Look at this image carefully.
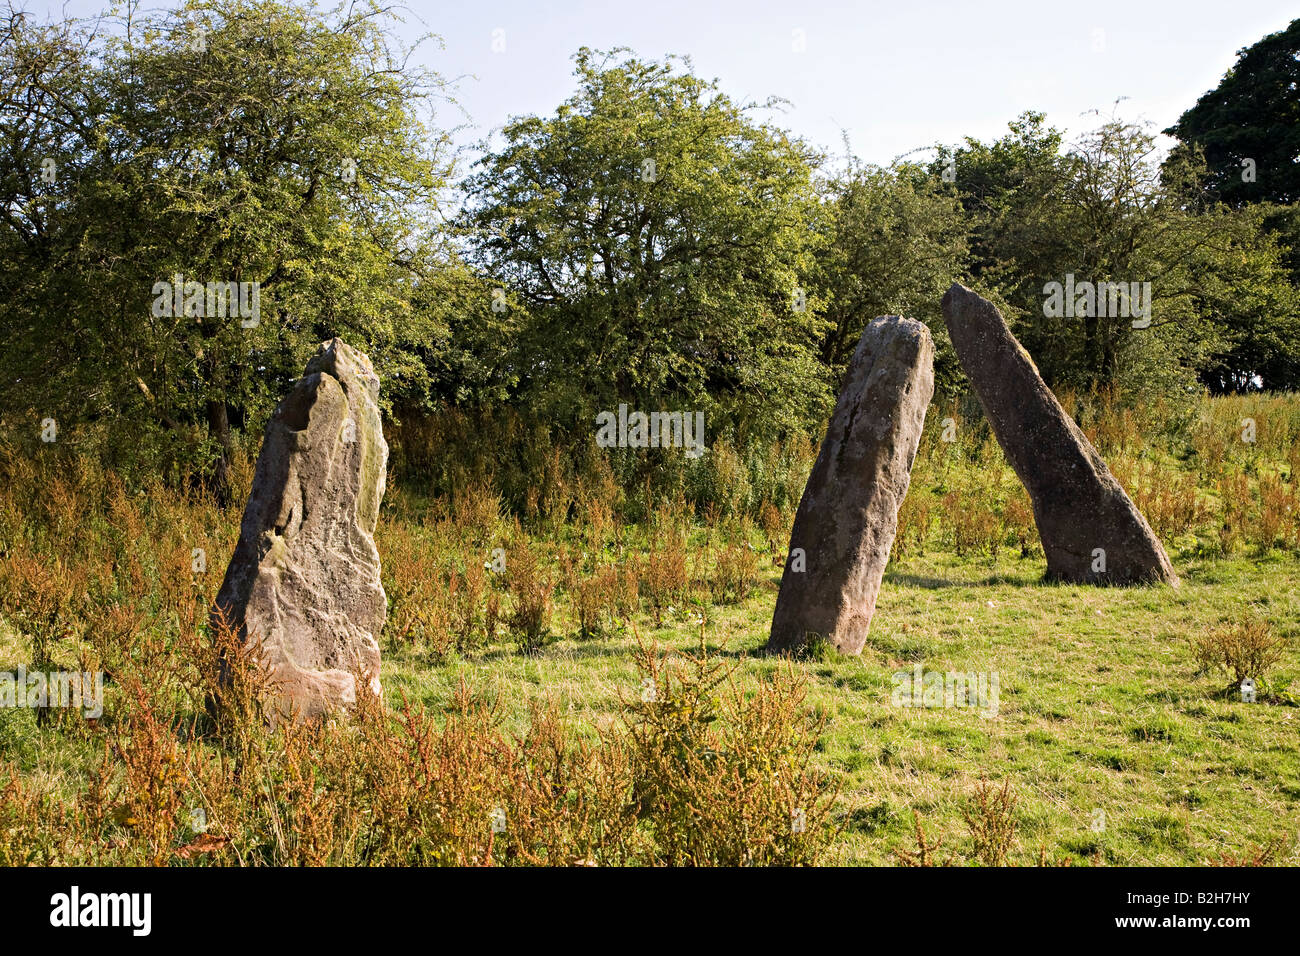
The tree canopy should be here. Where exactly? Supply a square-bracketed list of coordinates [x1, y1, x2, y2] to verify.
[462, 48, 830, 443]
[0, 0, 473, 490]
[1165, 18, 1300, 208]
[1, 3, 1296, 491]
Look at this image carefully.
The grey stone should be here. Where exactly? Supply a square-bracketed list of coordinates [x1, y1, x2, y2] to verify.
[941, 282, 1177, 585]
[768, 316, 935, 655]
[213, 338, 388, 721]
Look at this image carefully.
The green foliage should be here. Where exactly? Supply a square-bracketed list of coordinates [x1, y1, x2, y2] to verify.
[462, 47, 831, 443]
[623, 634, 838, 865]
[1165, 18, 1300, 207]
[1, 394, 1298, 865]
[813, 161, 968, 394]
[0, 0, 470, 487]
[4, 6, 1298, 482]
[934, 110, 1300, 396]
[1190, 615, 1287, 691]
[1162, 19, 1300, 390]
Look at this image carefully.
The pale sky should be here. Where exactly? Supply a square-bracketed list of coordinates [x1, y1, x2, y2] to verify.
[39, 0, 1300, 172]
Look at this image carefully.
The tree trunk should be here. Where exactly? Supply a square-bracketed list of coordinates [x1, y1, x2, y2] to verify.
[207, 397, 233, 506]
[1084, 313, 1101, 389]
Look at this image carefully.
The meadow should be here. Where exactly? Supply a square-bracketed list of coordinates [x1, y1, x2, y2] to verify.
[1, 390, 1297, 865]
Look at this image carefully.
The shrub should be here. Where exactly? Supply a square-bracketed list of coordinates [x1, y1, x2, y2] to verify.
[621, 632, 839, 865]
[893, 488, 934, 558]
[451, 560, 489, 651]
[963, 777, 1018, 866]
[709, 543, 759, 604]
[1255, 474, 1295, 551]
[1003, 489, 1037, 556]
[1216, 473, 1250, 555]
[506, 545, 555, 655]
[571, 571, 610, 640]
[944, 489, 1003, 557]
[1190, 615, 1287, 693]
[640, 533, 689, 624]
[894, 811, 953, 867]
[757, 500, 786, 554]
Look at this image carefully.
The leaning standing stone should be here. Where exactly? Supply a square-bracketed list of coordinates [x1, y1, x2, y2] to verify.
[941, 282, 1177, 585]
[213, 338, 389, 722]
[768, 316, 935, 656]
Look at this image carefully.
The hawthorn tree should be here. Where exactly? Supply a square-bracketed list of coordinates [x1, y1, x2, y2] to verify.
[935, 112, 1299, 395]
[0, 0, 469, 492]
[812, 160, 968, 394]
[462, 48, 830, 444]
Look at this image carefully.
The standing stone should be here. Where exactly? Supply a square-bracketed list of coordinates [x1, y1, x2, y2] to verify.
[213, 338, 389, 722]
[768, 316, 935, 656]
[941, 282, 1177, 585]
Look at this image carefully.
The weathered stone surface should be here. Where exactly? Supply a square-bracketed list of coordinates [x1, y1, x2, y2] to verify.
[768, 316, 935, 655]
[213, 338, 388, 721]
[941, 282, 1177, 585]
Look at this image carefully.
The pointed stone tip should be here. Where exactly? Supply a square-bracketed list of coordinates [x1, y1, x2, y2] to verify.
[307, 338, 342, 368]
[309, 338, 371, 372]
[312, 337, 349, 365]
[942, 282, 997, 326]
[942, 281, 973, 305]
[863, 315, 934, 354]
[871, 314, 929, 333]
[304, 338, 381, 404]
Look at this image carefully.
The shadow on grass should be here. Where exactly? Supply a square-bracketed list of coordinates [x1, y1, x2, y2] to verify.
[464, 640, 635, 664]
[884, 571, 1043, 589]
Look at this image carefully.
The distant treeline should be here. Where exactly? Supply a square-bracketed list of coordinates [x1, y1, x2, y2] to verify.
[1, 1, 1296, 494]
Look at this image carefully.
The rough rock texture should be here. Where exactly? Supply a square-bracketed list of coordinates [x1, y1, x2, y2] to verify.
[941, 282, 1177, 585]
[213, 339, 388, 721]
[768, 316, 935, 656]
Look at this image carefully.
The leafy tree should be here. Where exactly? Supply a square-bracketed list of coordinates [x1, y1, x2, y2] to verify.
[461, 48, 830, 444]
[0, 0, 465, 493]
[1163, 18, 1300, 390]
[934, 111, 1072, 292]
[935, 111, 1299, 395]
[812, 159, 968, 394]
[1164, 18, 1300, 207]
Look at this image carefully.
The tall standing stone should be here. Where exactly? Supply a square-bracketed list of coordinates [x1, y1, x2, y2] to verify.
[768, 316, 935, 656]
[941, 282, 1177, 585]
[213, 338, 389, 722]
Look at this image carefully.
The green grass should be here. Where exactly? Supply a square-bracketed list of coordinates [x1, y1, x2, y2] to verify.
[2, 389, 1298, 864]
[380, 545, 1300, 865]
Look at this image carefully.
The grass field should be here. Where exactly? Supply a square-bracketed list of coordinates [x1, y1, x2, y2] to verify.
[380, 547, 1300, 865]
[1, 391, 1298, 865]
